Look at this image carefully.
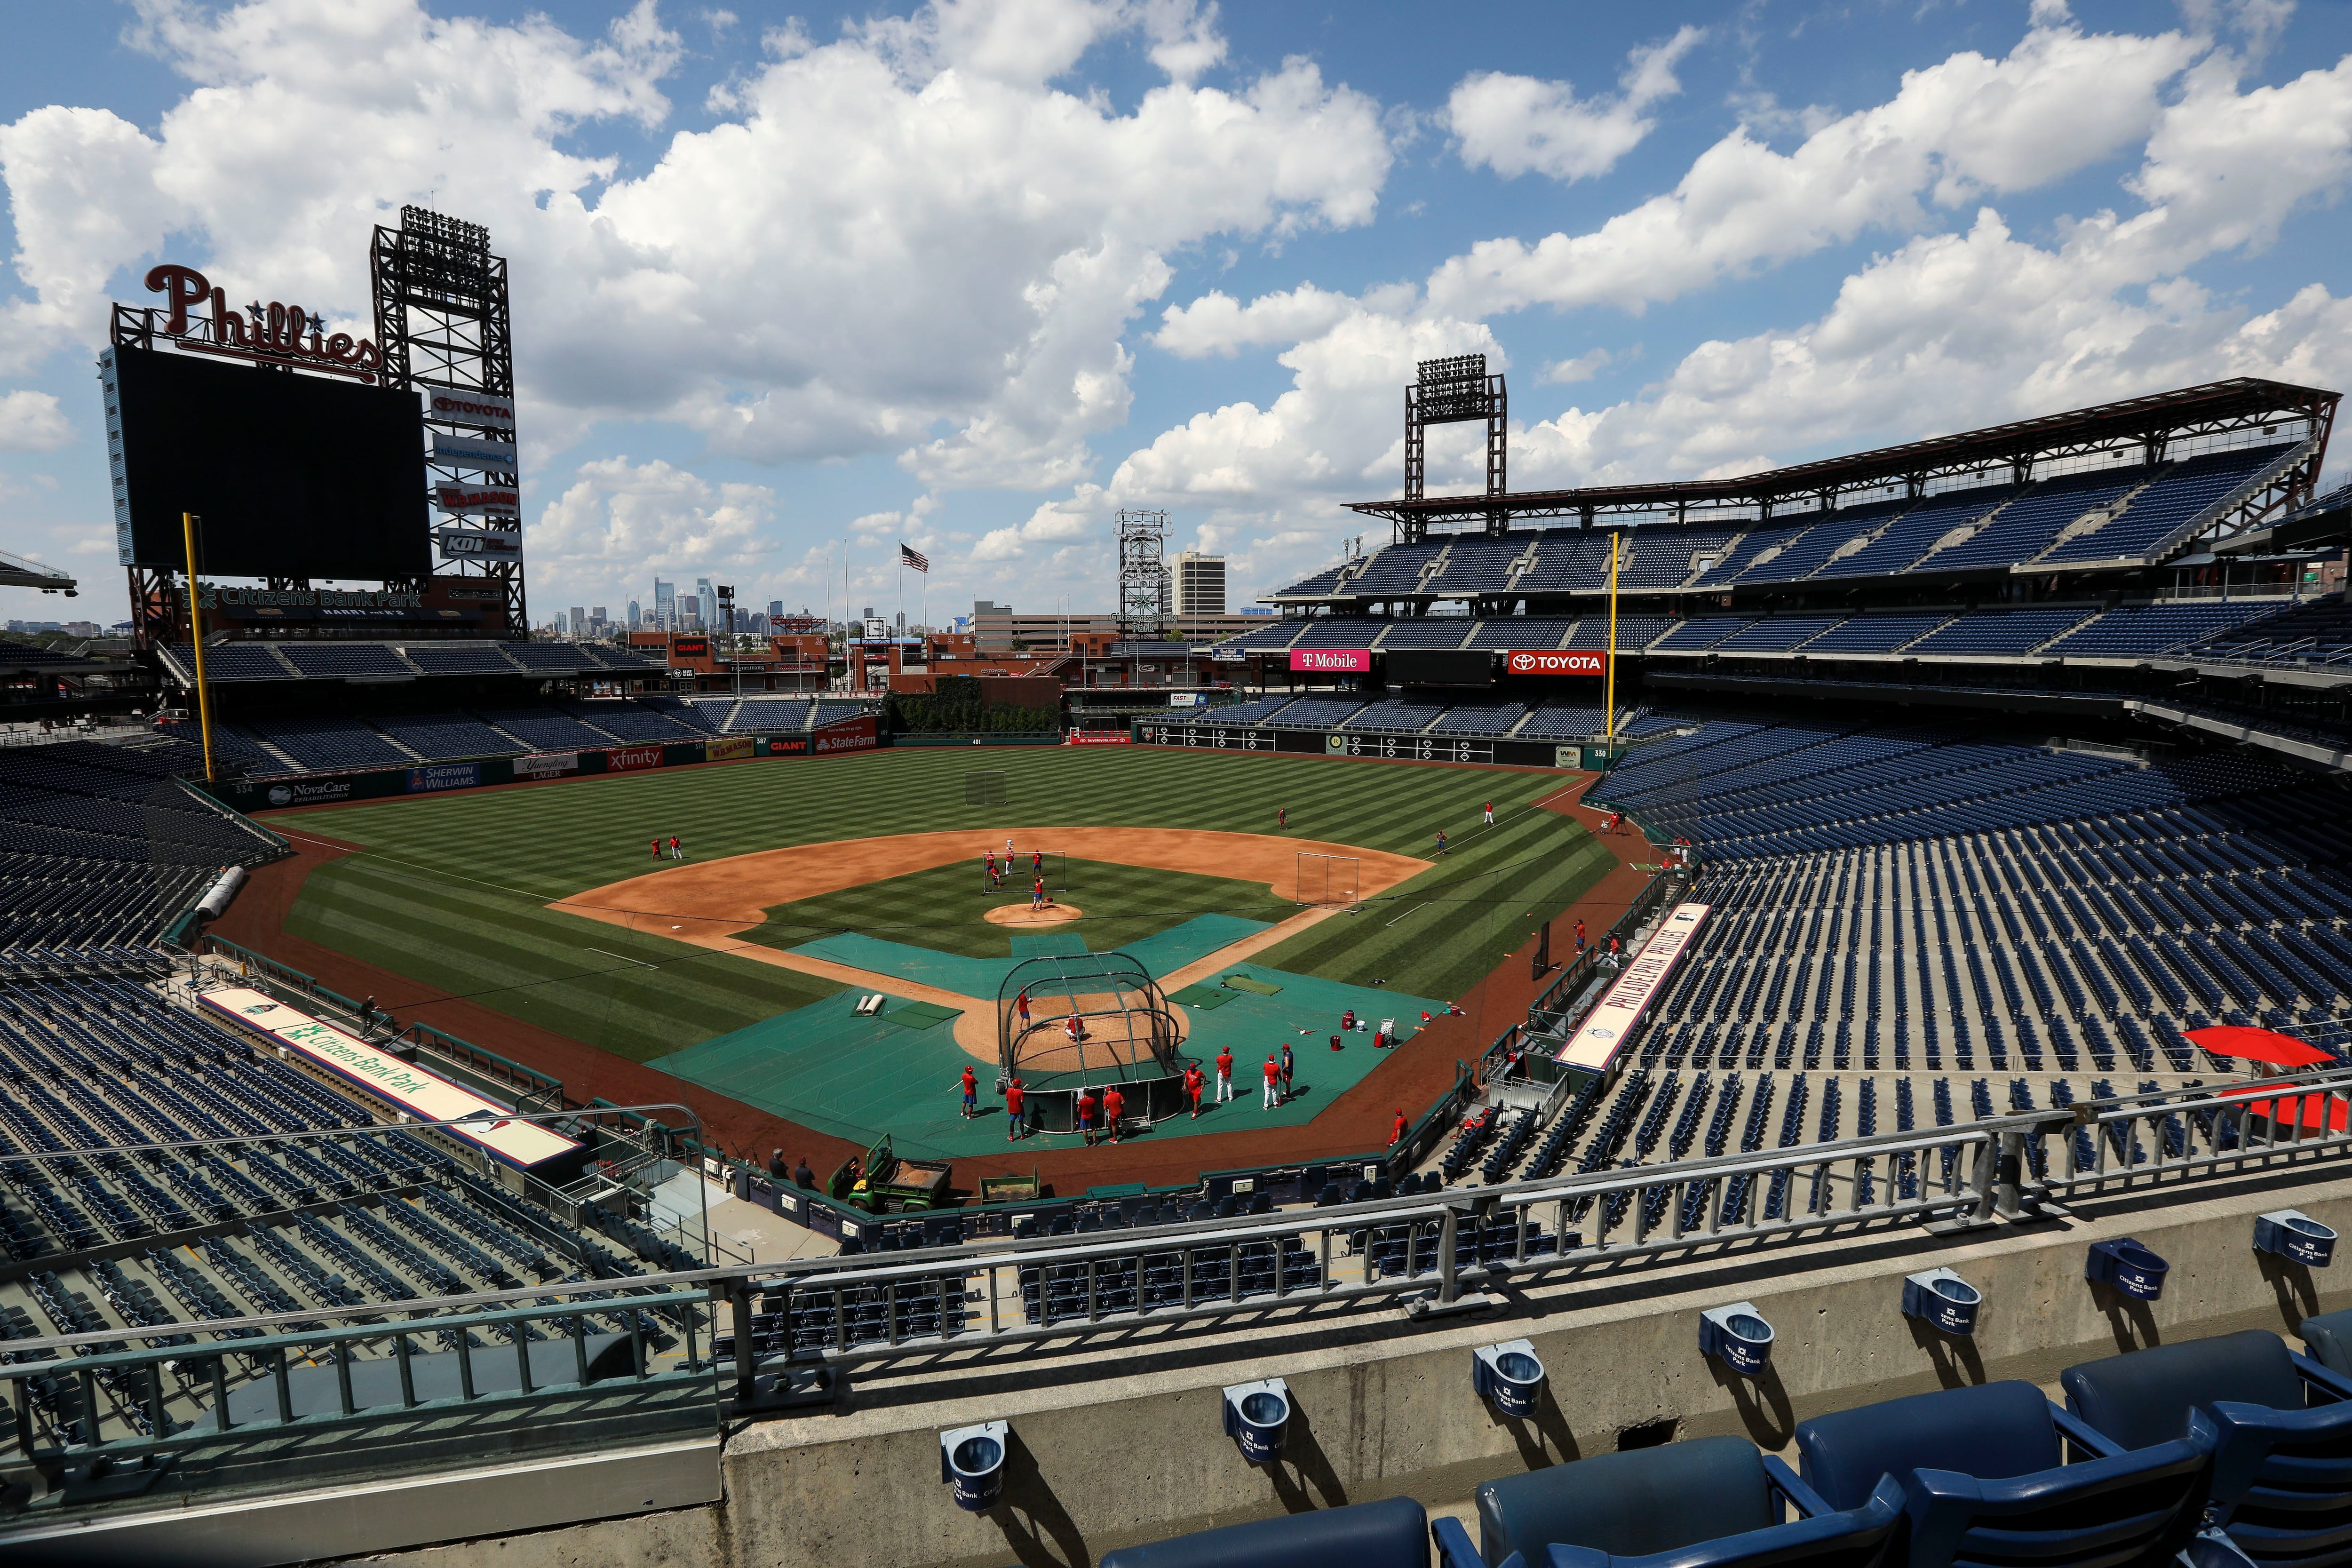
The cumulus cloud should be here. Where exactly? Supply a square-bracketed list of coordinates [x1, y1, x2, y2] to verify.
[0, 390, 71, 452]
[0, 0, 1393, 501]
[1425, 15, 2200, 317]
[529, 456, 777, 607]
[1446, 26, 1702, 184]
[1089, 10, 2352, 598]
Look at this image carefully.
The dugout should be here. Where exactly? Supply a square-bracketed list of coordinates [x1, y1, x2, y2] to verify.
[996, 951, 1189, 1133]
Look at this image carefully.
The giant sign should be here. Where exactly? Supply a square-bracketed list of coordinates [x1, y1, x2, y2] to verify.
[1557, 903, 1711, 1075]
[1290, 648, 1370, 673]
[201, 986, 579, 1172]
[1508, 650, 1607, 676]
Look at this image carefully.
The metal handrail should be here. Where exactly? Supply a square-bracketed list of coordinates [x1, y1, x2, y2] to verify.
[0, 1074, 2343, 1426]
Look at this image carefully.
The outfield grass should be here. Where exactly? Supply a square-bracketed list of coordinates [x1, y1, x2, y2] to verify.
[279, 746, 1611, 1062]
[745, 857, 1297, 961]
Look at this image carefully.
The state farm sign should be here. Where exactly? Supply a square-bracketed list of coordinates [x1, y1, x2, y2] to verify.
[1290, 648, 1370, 673]
[1507, 651, 1606, 676]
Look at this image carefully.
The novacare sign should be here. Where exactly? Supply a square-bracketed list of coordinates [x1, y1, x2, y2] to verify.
[200, 987, 578, 1171]
[1557, 903, 1711, 1074]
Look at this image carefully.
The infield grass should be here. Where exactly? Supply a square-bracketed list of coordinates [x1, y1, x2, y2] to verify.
[278, 745, 1614, 1063]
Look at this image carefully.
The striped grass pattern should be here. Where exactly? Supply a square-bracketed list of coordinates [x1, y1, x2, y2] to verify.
[280, 747, 1608, 1062]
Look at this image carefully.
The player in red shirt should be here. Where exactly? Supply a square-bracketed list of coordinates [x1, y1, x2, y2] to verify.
[1391, 1107, 1408, 1145]
[1103, 1085, 1125, 1143]
[1076, 1087, 1099, 1146]
[1262, 1055, 1281, 1108]
[1483, 800, 1494, 826]
[1033, 876, 1047, 910]
[1575, 918, 1587, 954]
[1016, 988, 1031, 1028]
[650, 837, 661, 860]
[669, 836, 683, 860]
[1215, 1046, 1234, 1101]
[958, 1066, 977, 1118]
[1184, 1063, 1205, 1118]
[1277, 805, 1287, 828]
[1004, 1078, 1025, 1141]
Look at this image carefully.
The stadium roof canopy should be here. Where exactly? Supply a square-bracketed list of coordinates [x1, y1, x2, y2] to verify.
[1348, 378, 2338, 538]
[0, 546, 74, 593]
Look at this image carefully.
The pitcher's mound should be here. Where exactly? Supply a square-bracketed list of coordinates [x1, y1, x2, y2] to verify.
[985, 901, 1083, 927]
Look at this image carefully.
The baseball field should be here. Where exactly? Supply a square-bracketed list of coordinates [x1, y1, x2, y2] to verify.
[246, 744, 1623, 1167]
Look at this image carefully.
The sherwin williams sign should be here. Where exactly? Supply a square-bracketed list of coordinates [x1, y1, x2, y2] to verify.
[201, 986, 579, 1171]
[1290, 648, 1369, 672]
[1508, 651, 1606, 675]
[406, 762, 480, 793]
[1557, 903, 1710, 1074]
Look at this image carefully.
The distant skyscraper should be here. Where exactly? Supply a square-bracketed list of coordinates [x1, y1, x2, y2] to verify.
[697, 578, 717, 631]
[628, 600, 642, 627]
[591, 605, 606, 624]
[768, 599, 783, 621]
[1172, 552, 1226, 616]
[568, 606, 586, 637]
[653, 580, 675, 629]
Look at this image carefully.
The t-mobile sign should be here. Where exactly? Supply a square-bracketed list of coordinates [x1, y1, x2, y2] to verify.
[1507, 650, 1606, 676]
[1290, 648, 1371, 672]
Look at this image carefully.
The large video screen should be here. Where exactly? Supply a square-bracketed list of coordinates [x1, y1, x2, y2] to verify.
[106, 345, 430, 579]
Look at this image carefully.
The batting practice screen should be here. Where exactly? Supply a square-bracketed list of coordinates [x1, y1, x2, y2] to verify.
[104, 344, 432, 578]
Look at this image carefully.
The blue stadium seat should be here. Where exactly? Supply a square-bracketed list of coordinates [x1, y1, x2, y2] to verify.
[1795, 1380, 2215, 1568]
[1103, 1496, 1428, 1568]
[2065, 1331, 2352, 1568]
[1462, 1435, 1880, 1568]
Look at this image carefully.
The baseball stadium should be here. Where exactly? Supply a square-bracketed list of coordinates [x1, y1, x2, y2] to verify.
[4, 205, 2352, 1568]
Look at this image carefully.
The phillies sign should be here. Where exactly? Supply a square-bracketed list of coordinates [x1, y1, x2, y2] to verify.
[144, 264, 384, 382]
[1290, 648, 1371, 673]
[1508, 650, 1607, 676]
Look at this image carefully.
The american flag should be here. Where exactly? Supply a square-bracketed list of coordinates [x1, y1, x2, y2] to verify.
[900, 543, 930, 573]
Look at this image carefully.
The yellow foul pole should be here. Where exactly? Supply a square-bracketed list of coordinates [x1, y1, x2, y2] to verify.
[181, 511, 215, 783]
[1605, 532, 1619, 744]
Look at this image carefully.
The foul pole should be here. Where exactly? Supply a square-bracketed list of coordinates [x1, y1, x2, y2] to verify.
[1605, 532, 1619, 744]
[181, 512, 215, 782]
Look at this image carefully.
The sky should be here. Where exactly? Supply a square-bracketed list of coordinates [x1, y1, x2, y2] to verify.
[0, 0, 2349, 629]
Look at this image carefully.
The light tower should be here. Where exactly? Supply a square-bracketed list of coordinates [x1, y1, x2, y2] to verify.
[371, 206, 524, 632]
[1403, 353, 1508, 541]
[1116, 509, 1170, 642]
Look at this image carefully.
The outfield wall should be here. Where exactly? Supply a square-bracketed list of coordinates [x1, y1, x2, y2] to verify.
[1134, 721, 1620, 770]
[197, 724, 866, 813]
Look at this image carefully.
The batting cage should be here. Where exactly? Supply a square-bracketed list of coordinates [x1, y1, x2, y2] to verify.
[996, 951, 1188, 1134]
[1293, 851, 1360, 909]
[964, 771, 1008, 806]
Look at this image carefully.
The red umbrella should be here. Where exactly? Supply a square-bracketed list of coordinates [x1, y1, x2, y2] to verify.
[2183, 1025, 2336, 1068]
[2215, 1084, 2350, 1132]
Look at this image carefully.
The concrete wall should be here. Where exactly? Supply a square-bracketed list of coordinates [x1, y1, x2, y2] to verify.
[355, 1159, 2352, 1568]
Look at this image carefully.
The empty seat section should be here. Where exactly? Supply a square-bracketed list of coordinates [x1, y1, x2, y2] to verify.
[729, 699, 811, 731]
[478, 708, 613, 750]
[1374, 620, 1475, 649]
[398, 644, 518, 674]
[2038, 444, 2295, 565]
[1907, 608, 2094, 656]
[1467, 617, 1577, 649]
[1919, 470, 2141, 571]
[244, 718, 409, 772]
[278, 644, 414, 678]
[373, 712, 524, 760]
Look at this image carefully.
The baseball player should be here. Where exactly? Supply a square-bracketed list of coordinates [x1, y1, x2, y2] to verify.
[1434, 829, 1448, 858]
[1575, 918, 1587, 954]
[1391, 1107, 1408, 1145]
[1016, 988, 1032, 1029]
[1262, 1055, 1281, 1109]
[1483, 800, 1494, 825]
[1077, 1087, 1099, 1146]
[1277, 806, 1287, 828]
[1032, 849, 1043, 876]
[983, 850, 997, 887]
[650, 837, 661, 860]
[958, 1066, 978, 1118]
[669, 835, 684, 860]
[1005, 1078, 1025, 1141]
[1216, 1046, 1235, 1101]
[1184, 1063, 1205, 1118]
[1279, 1041, 1295, 1098]
[1102, 1085, 1126, 1143]
[1033, 876, 1048, 911]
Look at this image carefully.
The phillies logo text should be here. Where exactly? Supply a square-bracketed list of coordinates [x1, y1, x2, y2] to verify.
[144, 264, 384, 382]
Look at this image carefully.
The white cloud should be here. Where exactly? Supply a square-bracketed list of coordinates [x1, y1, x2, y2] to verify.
[0, 390, 71, 451]
[1447, 26, 1702, 184]
[0, 0, 1393, 499]
[529, 456, 776, 607]
[1425, 16, 2201, 317]
[1153, 282, 1366, 358]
